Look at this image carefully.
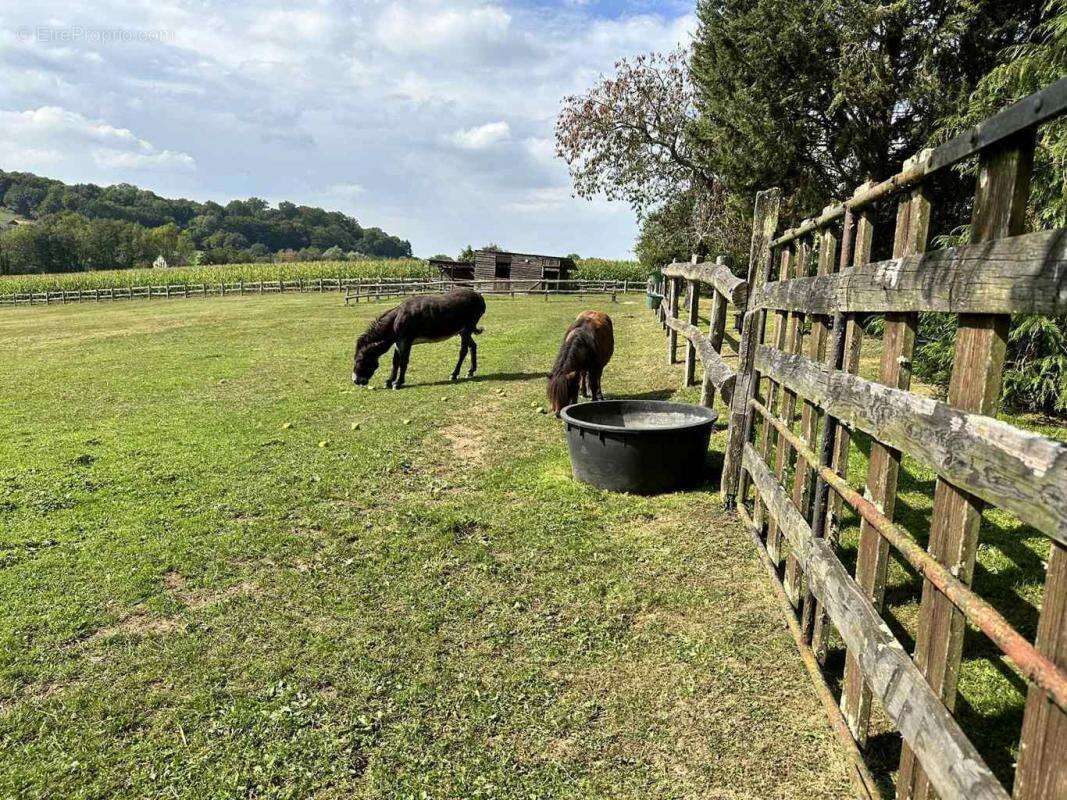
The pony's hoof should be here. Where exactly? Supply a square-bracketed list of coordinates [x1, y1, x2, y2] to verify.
[450, 374, 459, 382]
[467, 370, 476, 378]
[392, 383, 403, 391]
[384, 380, 393, 389]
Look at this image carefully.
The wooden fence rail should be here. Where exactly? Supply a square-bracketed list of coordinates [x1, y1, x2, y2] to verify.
[344, 278, 635, 304]
[0, 276, 641, 309]
[659, 255, 747, 408]
[647, 77, 1067, 800]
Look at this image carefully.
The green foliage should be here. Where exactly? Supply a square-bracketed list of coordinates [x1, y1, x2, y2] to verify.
[571, 257, 646, 281]
[0, 259, 431, 296]
[0, 169, 413, 268]
[690, 0, 1044, 226]
[907, 1, 1067, 415]
[634, 194, 694, 268]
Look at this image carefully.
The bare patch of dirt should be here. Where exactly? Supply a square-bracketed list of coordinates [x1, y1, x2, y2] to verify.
[440, 423, 487, 466]
[90, 611, 185, 641]
[84, 575, 257, 643]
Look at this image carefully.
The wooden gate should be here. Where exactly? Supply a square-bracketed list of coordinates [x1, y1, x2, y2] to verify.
[656, 78, 1067, 800]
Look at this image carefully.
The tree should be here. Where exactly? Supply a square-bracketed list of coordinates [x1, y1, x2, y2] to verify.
[556, 50, 712, 216]
[555, 50, 728, 262]
[3, 184, 46, 216]
[915, 0, 1067, 414]
[634, 194, 694, 269]
[690, 0, 1044, 222]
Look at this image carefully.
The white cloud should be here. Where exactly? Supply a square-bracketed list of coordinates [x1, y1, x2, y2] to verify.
[324, 182, 366, 198]
[0, 0, 695, 257]
[449, 121, 511, 150]
[376, 3, 513, 54]
[0, 106, 195, 174]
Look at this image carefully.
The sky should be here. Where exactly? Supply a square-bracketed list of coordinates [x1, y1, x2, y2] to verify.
[0, 1, 696, 259]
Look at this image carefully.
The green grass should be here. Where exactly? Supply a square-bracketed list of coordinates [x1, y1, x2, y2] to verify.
[0, 259, 432, 296]
[0, 295, 852, 799]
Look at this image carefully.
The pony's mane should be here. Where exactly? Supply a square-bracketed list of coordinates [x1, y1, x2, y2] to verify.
[356, 307, 398, 350]
[547, 328, 593, 411]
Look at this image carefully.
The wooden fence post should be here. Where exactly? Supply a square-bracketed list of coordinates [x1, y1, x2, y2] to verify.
[684, 278, 700, 387]
[766, 239, 808, 579]
[666, 275, 680, 364]
[897, 134, 1035, 800]
[840, 164, 932, 745]
[721, 187, 781, 507]
[1015, 545, 1067, 800]
[810, 187, 870, 665]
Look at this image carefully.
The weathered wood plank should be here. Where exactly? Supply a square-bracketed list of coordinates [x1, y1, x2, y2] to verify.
[763, 244, 799, 566]
[742, 443, 1010, 800]
[898, 134, 1035, 800]
[663, 258, 748, 307]
[812, 201, 874, 662]
[842, 176, 931, 745]
[722, 187, 781, 505]
[684, 280, 700, 387]
[666, 276, 680, 363]
[758, 228, 1067, 316]
[787, 218, 837, 622]
[754, 345, 1067, 546]
[702, 277, 729, 408]
[1014, 541, 1067, 800]
[773, 238, 811, 604]
[664, 316, 737, 399]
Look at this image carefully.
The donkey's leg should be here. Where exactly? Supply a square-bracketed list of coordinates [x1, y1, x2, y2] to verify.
[451, 335, 470, 382]
[385, 345, 402, 388]
[394, 339, 413, 389]
[466, 334, 477, 377]
[579, 373, 590, 398]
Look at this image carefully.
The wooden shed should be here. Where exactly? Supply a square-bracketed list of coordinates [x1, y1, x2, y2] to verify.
[473, 250, 574, 282]
[429, 258, 475, 281]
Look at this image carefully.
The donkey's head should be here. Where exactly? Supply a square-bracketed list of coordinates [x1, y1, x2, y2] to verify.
[352, 342, 381, 385]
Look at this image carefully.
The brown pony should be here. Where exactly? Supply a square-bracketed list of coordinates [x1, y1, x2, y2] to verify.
[547, 311, 614, 413]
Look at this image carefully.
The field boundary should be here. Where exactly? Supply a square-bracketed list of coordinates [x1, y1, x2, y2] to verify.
[0, 276, 643, 308]
[654, 77, 1067, 800]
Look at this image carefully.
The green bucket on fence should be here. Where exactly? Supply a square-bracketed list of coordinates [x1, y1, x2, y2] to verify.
[646, 292, 663, 310]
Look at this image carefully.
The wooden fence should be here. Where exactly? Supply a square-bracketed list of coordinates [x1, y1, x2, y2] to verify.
[0, 276, 640, 308]
[654, 77, 1067, 800]
[659, 255, 750, 408]
[344, 278, 635, 304]
[0, 276, 399, 307]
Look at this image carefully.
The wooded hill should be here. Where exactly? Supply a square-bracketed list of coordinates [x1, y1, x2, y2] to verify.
[0, 170, 412, 273]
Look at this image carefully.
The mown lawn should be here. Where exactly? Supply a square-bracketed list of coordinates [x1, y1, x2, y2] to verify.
[0, 295, 852, 799]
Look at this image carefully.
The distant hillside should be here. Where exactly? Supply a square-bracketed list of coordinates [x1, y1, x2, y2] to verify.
[0, 170, 412, 274]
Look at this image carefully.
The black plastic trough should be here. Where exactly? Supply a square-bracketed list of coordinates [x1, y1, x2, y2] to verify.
[560, 400, 718, 494]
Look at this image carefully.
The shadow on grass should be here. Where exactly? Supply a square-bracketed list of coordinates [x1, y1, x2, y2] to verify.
[412, 371, 546, 388]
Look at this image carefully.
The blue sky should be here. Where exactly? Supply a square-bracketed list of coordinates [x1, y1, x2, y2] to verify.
[0, 1, 695, 258]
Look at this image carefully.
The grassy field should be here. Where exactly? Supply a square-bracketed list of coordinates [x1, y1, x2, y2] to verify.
[0, 295, 852, 799]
